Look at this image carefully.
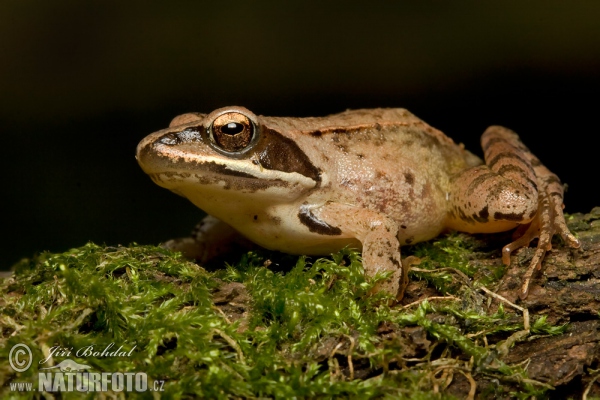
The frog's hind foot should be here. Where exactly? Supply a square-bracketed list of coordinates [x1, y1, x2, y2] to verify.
[163, 215, 255, 264]
[502, 190, 580, 299]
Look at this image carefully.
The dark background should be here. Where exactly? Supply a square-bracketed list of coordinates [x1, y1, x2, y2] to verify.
[1, 1, 598, 270]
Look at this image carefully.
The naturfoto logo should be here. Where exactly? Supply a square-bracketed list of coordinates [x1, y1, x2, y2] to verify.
[8, 343, 165, 394]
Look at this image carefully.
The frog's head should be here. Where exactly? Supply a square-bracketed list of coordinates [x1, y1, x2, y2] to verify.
[136, 106, 321, 212]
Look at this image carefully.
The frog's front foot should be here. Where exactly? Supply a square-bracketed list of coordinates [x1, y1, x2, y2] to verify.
[315, 202, 408, 301]
[502, 189, 580, 299]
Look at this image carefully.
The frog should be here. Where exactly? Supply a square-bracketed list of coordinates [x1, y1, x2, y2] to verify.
[136, 106, 580, 300]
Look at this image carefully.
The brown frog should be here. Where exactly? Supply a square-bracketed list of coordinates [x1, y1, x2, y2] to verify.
[136, 106, 580, 300]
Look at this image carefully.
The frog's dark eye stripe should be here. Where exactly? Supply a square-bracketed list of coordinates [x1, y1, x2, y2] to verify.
[210, 112, 256, 153]
[256, 127, 322, 183]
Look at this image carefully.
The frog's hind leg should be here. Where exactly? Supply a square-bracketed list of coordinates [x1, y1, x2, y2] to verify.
[447, 126, 541, 235]
[448, 126, 580, 299]
[484, 126, 580, 298]
[501, 158, 580, 299]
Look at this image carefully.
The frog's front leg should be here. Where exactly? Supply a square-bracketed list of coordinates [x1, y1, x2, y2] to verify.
[447, 126, 580, 298]
[312, 202, 408, 300]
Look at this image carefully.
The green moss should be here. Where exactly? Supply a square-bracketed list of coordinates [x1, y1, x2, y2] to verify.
[1, 240, 565, 398]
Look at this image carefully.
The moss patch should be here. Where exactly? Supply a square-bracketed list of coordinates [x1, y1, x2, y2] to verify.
[2, 232, 579, 399]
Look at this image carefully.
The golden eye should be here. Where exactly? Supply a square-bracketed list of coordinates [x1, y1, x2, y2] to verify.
[210, 112, 255, 152]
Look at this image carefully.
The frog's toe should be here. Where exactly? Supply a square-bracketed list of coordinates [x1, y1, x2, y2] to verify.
[503, 188, 580, 299]
[551, 202, 581, 249]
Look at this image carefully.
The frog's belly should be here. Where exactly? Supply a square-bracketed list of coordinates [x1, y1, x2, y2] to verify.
[230, 207, 444, 255]
[235, 218, 363, 255]
[194, 199, 360, 254]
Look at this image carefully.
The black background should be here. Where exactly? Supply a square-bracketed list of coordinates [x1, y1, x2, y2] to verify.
[1, 1, 598, 269]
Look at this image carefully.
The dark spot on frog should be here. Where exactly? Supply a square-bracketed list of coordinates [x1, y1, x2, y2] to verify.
[401, 225, 407, 229]
[400, 200, 410, 212]
[494, 211, 524, 221]
[271, 216, 282, 225]
[253, 215, 258, 221]
[310, 130, 323, 137]
[374, 123, 382, 131]
[388, 256, 400, 267]
[357, 153, 364, 159]
[405, 236, 414, 245]
[472, 205, 489, 223]
[404, 172, 414, 185]
[528, 209, 537, 219]
[298, 205, 342, 236]
[377, 251, 384, 257]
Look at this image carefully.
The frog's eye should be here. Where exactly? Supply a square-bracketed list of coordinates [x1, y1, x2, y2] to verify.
[209, 112, 256, 153]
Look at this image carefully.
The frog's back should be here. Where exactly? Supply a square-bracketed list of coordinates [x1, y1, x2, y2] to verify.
[261, 108, 481, 178]
[262, 108, 448, 139]
[261, 108, 482, 244]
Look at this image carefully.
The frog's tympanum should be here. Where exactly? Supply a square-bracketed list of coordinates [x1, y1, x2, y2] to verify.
[137, 107, 580, 300]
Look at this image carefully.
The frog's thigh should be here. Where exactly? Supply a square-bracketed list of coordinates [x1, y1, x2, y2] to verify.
[448, 126, 539, 233]
[315, 202, 407, 299]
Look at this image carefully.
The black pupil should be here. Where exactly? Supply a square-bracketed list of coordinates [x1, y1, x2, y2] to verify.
[221, 122, 244, 135]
